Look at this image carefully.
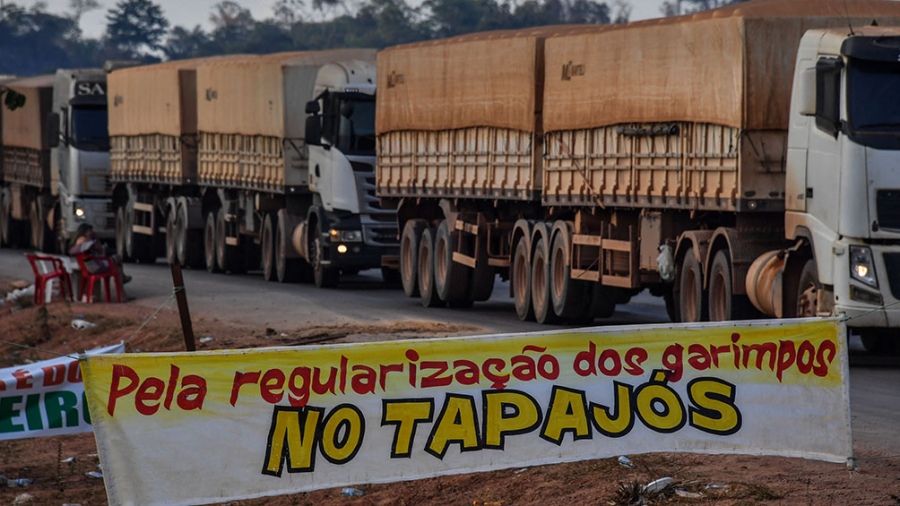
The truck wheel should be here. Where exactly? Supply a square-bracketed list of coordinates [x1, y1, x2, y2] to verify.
[176, 201, 203, 268]
[531, 236, 559, 324]
[708, 250, 758, 322]
[29, 199, 52, 253]
[664, 288, 679, 323]
[216, 207, 246, 274]
[859, 330, 900, 356]
[274, 212, 300, 283]
[677, 247, 708, 323]
[204, 211, 221, 273]
[311, 221, 338, 288]
[550, 225, 587, 319]
[796, 258, 820, 318]
[115, 207, 129, 261]
[468, 231, 495, 302]
[512, 239, 534, 321]
[418, 227, 444, 307]
[588, 284, 617, 320]
[435, 219, 472, 307]
[262, 213, 277, 281]
[165, 203, 178, 265]
[400, 219, 426, 297]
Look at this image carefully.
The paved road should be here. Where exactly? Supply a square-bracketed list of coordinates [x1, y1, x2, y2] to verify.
[5, 248, 899, 457]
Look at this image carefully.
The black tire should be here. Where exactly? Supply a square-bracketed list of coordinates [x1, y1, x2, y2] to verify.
[434, 219, 471, 307]
[677, 247, 708, 323]
[512, 239, 535, 321]
[165, 203, 178, 264]
[588, 284, 617, 319]
[418, 227, 444, 308]
[0, 193, 24, 248]
[859, 330, 900, 356]
[400, 219, 426, 297]
[115, 207, 129, 261]
[262, 213, 277, 281]
[204, 211, 220, 273]
[708, 250, 759, 322]
[216, 207, 246, 274]
[664, 288, 679, 323]
[176, 201, 203, 268]
[531, 236, 559, 324]
[550, 226, 588, 319]
[796, 258, 820, 318]
[311, 221, 338, 288]
[275, 211, 299, 283]
[29, 199, 52, 253]
[468, 231, 495, 302]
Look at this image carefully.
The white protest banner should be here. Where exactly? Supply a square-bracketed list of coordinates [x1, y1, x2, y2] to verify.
[1, 342, 125, 440]
[82, 318, 851, 506]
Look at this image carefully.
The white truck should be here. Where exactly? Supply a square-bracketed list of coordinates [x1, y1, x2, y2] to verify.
[376, 0, 900, 353]
[0, 68, 112, 253]
[108, 50, 397, 286]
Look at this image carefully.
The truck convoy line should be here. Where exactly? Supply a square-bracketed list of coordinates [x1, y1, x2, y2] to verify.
[106, 50, 398, 287]
[0, 69, 112, 253]
[376, 0, 900, 353]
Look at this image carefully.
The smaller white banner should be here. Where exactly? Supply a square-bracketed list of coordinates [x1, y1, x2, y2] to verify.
[0, 342, 125, 440]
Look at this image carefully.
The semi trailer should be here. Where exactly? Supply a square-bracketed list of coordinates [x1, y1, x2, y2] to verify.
[0, 69, 113, 253]
[377, 0, 900, 353]
[108, 50, 398, 287]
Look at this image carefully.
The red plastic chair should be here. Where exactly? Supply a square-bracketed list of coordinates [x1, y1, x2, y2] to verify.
[74, 253, 125, 303]
[25, 253, 74, 305]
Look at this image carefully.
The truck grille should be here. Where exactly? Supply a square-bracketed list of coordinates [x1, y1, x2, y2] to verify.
[876, 190, 900, 230]
[884, 253, 900, 299]
[364, 225, 399, 246]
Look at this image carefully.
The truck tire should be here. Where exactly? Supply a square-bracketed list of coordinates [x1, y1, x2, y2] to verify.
[677, 247, 708, 323]
[588, 284, 617, 319]
[512, 238, 534, 321]
[115, 207, 129, 261]
[418, 227, 444, 307]
[274, 212, 300, 283]
[550, 225, 588, 319]
[311, 221, 338, 288]
[216, 207, 246, 274]
[468, 230, 495, 302]
[434, 219, 471, 307]
[29, 199, 52, 253]
[708, 250, 758, 322]
[796, 258, 820, 318]
[204, 211, 221, 273]
[0, 192, 23, 248]
[165, 202, 178, 265]
[664, 288, 679, 323]
[400, 219, 426, 297]
[531, 236, 559, 324]
[176, 200, 203, 268]
[262, 213, 277, 281]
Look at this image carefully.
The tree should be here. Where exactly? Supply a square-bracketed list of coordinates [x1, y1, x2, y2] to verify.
[105, 0, 170, 60]
[69, 0, 101, 23]
[660, 0, 747, 16]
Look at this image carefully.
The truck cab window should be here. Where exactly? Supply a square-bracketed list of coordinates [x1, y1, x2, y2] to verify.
[848, 59, 900, 133]
[815, 57, 842, 137]
[71, 106, 110, 151]
[321, 93, 375, 156]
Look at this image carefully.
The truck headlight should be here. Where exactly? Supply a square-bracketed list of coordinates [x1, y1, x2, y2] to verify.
[849, 245, 878, 288]
[74, 207, 86, 220]
[330, 229, 362, 242]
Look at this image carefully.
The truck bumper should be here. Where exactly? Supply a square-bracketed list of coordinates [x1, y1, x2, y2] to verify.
[834, 244, 900, 329]
[322, 242, 398, 270]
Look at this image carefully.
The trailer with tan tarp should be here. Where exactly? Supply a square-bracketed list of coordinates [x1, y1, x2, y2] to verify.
[109, 50, 398, 286]
[377, 0, 900, 353]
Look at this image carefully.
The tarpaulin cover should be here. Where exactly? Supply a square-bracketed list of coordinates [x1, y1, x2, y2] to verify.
[2, 75, 54, 149]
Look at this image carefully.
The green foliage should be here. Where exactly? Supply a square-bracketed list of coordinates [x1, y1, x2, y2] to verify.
[0, 0, 620, 73]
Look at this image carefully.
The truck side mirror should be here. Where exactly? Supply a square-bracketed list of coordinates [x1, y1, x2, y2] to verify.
[797, 67, 816, 116]
[305, 100, 320, 115]
[305, 115, 322, 146]
[46, 112, 60, 148]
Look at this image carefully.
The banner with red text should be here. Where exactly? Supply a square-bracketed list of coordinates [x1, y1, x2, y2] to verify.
[82, 319, 850, 506]
[1, 343, 125, 440]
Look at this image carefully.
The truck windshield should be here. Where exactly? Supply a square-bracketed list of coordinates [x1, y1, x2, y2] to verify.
[71, 106, 110, 151]
[847, 59, 900, 134]
[335, 98, 376, 156]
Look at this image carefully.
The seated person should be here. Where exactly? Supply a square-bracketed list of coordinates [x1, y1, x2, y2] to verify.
[69, 224, 132, 284]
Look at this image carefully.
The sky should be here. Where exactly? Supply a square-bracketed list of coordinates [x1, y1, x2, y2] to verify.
[17, 0, 668, 39]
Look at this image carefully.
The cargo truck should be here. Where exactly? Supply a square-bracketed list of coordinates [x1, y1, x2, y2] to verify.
[377, 0, 900, 353]
[108, 50, 398, 287]
[0, 69, 112, 253]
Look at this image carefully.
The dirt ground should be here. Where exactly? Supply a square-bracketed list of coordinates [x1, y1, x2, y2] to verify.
[0, 282, 898, 506]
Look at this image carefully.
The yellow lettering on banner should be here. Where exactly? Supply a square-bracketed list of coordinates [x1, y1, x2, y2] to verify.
[590, 382, 635, 437]
[688, 378, 741, 435]
[482, 390, 541, 449]
[634, 370, 685, 433]
[320, 405, 365, 464]
[382, 399, 434, 458]
[262, 406, 324, 476]
[426, 394, 480, 459]
[541, 386, 590, 445]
